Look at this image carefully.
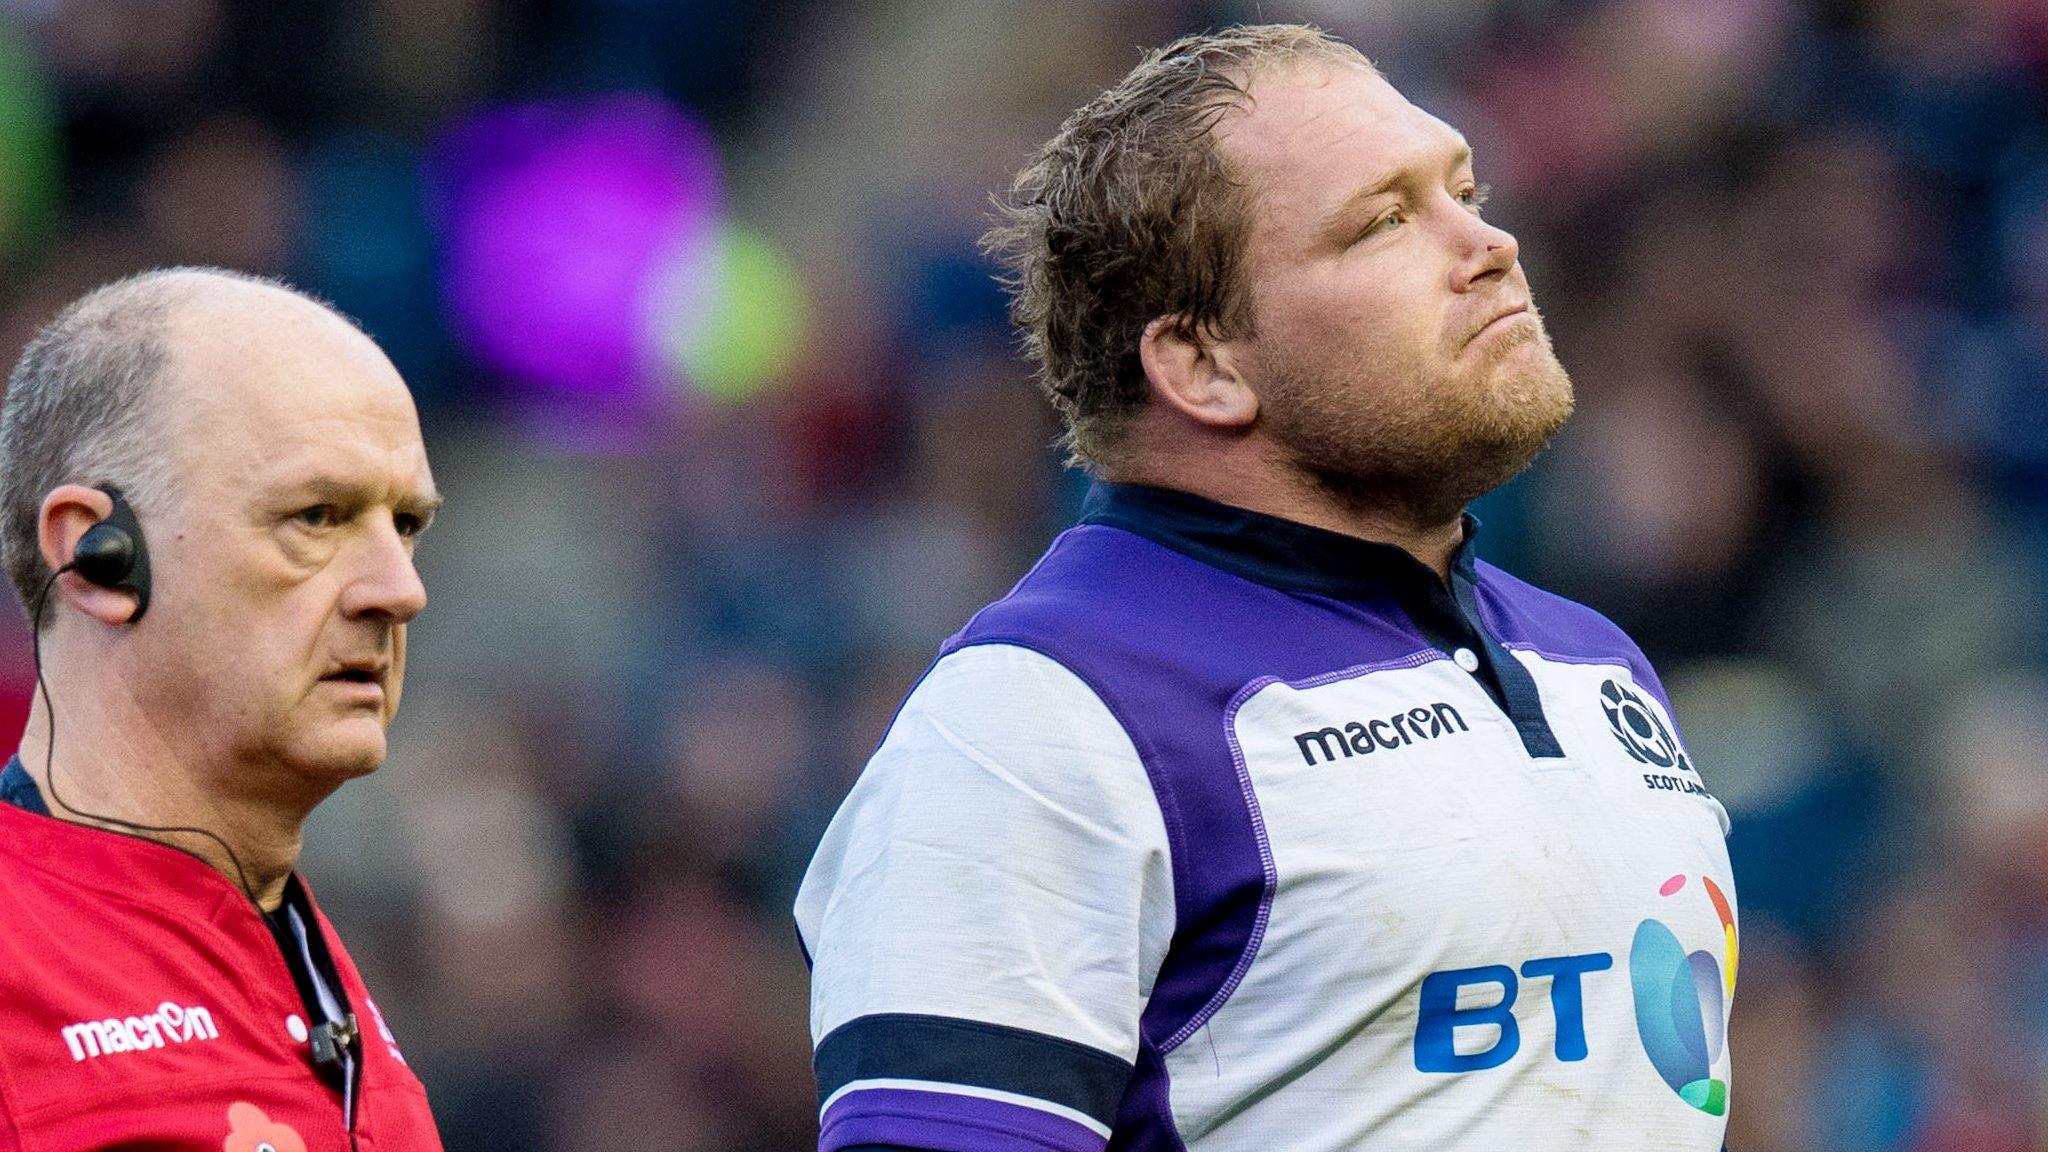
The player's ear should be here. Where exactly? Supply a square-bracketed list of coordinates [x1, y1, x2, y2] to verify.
[1138, 314, 1259, 430]
[38, 484, 141, 627]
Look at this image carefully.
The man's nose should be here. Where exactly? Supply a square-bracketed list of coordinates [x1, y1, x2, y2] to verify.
[339, 524, 427, 624]
[1450, 209, 1519, 293]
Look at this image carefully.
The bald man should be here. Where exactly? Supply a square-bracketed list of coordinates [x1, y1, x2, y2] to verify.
[0, 268, 445, 1149]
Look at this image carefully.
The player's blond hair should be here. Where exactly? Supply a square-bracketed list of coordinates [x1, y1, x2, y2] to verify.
[982, 24, 1373, 470]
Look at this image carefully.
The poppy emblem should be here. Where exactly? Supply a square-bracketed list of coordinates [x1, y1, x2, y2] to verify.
[224, 1102, 307, 1152]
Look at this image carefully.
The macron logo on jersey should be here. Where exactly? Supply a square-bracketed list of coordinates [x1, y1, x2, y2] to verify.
[61, 1000, 219, 1062]
[1293, 702, 1471, 766]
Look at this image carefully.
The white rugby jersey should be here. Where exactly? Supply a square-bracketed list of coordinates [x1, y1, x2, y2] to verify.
[797, 483, 1736, 1152]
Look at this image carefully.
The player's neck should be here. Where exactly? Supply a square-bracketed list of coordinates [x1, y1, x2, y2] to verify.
[17, 664, 308, 912]
[1107, 453, 1468, 581]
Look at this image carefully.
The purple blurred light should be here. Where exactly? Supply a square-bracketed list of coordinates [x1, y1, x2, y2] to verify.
[431, 93, 721, 402]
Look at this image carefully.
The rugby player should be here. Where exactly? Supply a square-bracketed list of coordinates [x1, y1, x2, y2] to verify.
[797, 24, 1737, 1152]
[0, 269, 444, 1149]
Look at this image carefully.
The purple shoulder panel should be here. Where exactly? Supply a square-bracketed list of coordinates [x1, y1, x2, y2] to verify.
[1469, 560, 1674, 711]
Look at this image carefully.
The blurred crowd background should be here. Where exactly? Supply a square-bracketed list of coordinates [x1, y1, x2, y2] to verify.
[0, 0, 2043, 1148]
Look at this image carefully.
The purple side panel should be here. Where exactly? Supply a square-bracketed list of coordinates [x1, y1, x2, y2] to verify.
[820, 1087, 1107, 1152]
[946, 526, 1435, 1150]
[1104, 1040, 1173, 1152]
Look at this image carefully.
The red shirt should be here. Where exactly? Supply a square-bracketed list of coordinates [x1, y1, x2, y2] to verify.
[0, 795, 445, 1149]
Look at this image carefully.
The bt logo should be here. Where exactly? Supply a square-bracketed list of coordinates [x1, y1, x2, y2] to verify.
[1413, 874, 1737, 1117]
[1414, 952, 1612, 1072]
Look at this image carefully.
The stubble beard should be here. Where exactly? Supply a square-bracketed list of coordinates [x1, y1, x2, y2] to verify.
[1259, 318, 1577, 529]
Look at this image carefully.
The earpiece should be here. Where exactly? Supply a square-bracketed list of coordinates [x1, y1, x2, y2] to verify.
[69, 485, 150, 622]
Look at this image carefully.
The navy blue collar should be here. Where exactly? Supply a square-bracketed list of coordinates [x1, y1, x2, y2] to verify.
[1079, 481, 1564, 758]
[0, 756, 50, 817]
[1078, 482, 1480, 600]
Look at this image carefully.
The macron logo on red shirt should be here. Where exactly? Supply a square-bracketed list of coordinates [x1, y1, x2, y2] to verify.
[61, 1001, 220, 1062]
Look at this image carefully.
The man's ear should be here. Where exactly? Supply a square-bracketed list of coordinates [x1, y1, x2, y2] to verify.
[1138, 315, 1259, 430]
[37, 484, 141, 626]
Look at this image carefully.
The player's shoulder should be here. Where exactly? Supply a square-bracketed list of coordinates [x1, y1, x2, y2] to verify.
[910, 636, 1104, 713]
[1473, 558, 1668, 700]
[955, 522, 1184, 645]
[948, 520, 1257, 680]
[1472, 559, 1634, 647]
[891, 639, 1143, 785]
[822, 642, 1160, 895]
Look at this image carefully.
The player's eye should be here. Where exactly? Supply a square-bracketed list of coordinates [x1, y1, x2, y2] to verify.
[394, 511, 427, 538]
[1458, 182, 1493, 213]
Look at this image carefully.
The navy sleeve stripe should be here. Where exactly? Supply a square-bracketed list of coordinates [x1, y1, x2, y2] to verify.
[815, 1013, 1133, 1128]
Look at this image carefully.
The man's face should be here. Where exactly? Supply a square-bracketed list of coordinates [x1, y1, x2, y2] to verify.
[138, 286, 438, 792]
[1215, 63, 1574, 524]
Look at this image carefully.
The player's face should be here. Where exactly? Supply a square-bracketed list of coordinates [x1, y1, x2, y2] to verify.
[140, 289, 437, 790]
[1216, 64, 1574, 525]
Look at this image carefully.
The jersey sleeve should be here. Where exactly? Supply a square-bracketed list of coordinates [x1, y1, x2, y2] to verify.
[795, 642, 1174, 1152]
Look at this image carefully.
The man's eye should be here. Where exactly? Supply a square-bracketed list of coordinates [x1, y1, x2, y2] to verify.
[1459, 182, 1493, 212]
[1363, 209, 1406, 240]
[394, 513, 425, 538]
[294, 505, 339, 530]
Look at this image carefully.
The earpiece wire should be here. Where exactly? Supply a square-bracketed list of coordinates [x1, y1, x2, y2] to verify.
[29, 563, 260, 907]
